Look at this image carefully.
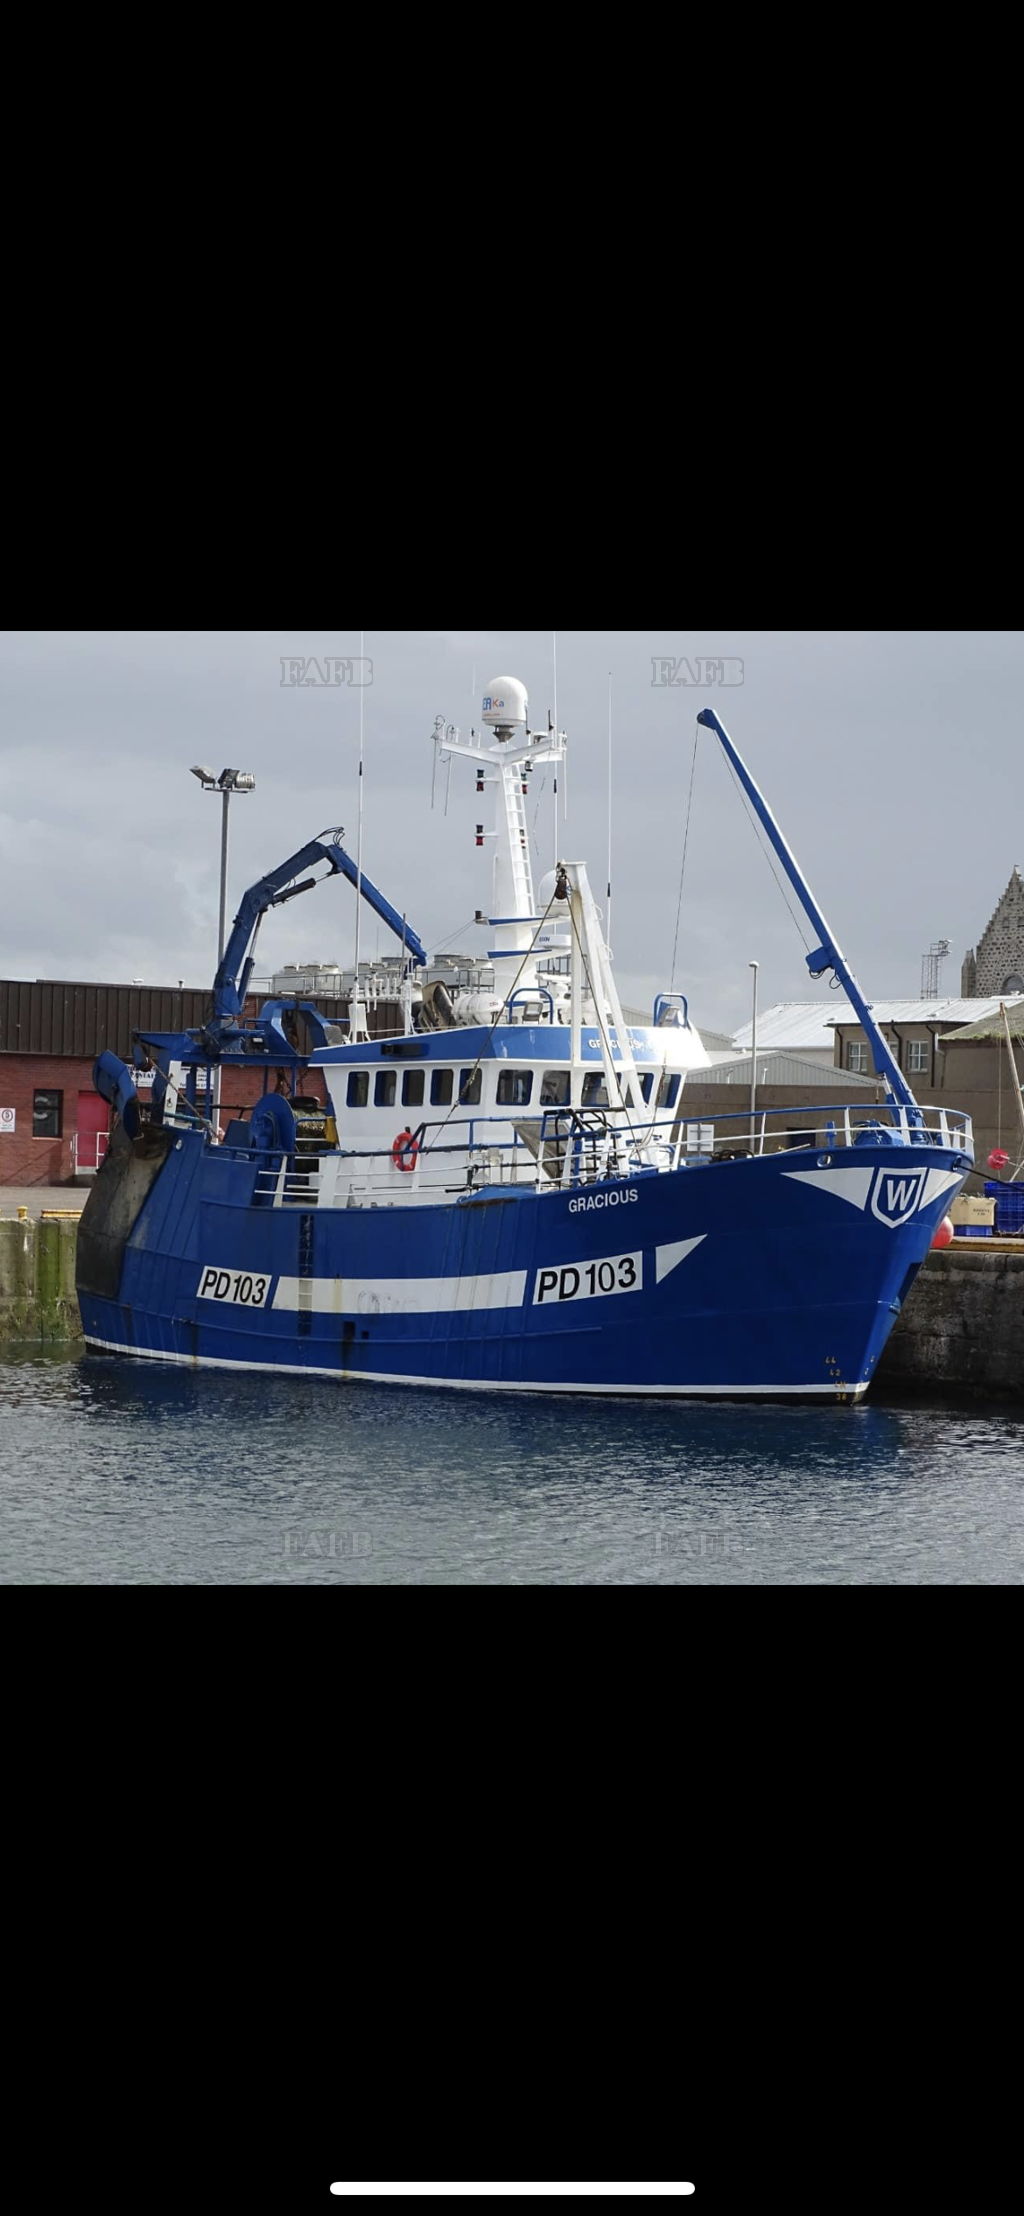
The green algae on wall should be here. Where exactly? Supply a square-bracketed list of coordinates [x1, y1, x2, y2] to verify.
[0, 1217, 83, 1343]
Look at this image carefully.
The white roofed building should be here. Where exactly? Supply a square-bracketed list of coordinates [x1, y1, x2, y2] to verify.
[731, 1001, 852, 1068]
[730, 997, 1024, 1088]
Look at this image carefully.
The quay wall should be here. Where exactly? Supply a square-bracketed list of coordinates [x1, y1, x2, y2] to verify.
[0, 1216, 82, 1342]
[877, 1244, 1024, 1398]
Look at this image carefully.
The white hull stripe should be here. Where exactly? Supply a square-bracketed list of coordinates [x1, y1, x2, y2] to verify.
[272, 1269, 528, 1315]
[273, 1237, 706, 1315]
[82, 1334, 868, 1397]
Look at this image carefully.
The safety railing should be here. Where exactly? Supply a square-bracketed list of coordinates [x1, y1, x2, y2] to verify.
[224, 1099, 975, 1209]
[659, 1100, 973, 1166]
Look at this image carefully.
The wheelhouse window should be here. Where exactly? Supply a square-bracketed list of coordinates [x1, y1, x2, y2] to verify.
[33, 1089, 63, 1138]
[582, 1073, 609, 1107]
[430, 1069, 453, 1107]
[496, 1069, 533, 1107]
[907, 1040, 929, 1075]
[639, 1072, 654, 1103]
[656, 1073, 681, 1110]
[458, 1069, 482, 1106]
[846, 1042, 869, 1073]
[374, 1070, 397, 1108]
[540, 1070, 570, 1105]
[346, 1071, 369, 1108]
[402, 1070, 425, 1108]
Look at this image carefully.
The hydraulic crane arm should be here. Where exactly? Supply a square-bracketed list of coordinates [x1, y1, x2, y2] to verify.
[696, 708, 922, 1120]
[327, 841, 427, 976]
[213, 828, 426, 1021]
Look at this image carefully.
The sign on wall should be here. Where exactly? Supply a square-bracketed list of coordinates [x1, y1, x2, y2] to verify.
[0, 1106, 15, 1134]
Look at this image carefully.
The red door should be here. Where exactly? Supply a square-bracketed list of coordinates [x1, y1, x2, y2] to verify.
[76, 1090, 109, 1172]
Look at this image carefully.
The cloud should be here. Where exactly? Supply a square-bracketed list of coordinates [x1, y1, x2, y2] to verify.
[0, 629, 1017, 1028]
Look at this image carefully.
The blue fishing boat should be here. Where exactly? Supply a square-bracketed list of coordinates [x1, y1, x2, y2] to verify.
[76, 680, 973, 1399]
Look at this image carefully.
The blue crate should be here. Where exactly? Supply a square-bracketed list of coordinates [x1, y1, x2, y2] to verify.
[984, 1180, 1024, 1234]
[955, 1223, 992, 1237]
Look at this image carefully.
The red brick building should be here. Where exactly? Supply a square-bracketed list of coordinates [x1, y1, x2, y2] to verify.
[0, 977, 351, 1186]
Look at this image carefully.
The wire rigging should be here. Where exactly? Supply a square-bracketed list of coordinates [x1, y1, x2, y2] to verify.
[673, 720, 816, 977]
[431, 915, 484, 957]
[722, 753, 814, 954]
[425, 892, 560, 1148]
[670, 729, 699, 990]
[564, 894, 648, 1152]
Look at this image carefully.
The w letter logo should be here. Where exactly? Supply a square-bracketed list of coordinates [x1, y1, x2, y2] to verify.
[870, 1166, 928, 1227]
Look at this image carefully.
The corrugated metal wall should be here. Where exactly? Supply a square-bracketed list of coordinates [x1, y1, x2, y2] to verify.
[0, 980, 391, 1060]
[0, 981, 212, 1059]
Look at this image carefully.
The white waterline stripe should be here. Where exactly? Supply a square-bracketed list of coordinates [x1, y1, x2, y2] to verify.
[82, 1337, 867, 1397]
[272, 1270, 528, 1315]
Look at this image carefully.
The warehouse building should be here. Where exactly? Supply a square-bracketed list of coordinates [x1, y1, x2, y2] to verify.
[0, 976, 352, 1187]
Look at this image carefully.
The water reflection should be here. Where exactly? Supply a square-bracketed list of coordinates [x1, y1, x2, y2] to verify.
[2, 1346, 1022, 1582]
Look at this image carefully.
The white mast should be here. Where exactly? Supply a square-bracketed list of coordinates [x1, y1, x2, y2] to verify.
[552, 630, 559, 869]
[435, 674, 566, 1016]
[350, 628, 369, 1042]
[606, 669, 613, 955]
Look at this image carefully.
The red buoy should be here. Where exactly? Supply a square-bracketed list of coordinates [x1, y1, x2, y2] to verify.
[931, 1215, 955, 1249]
[988, 1148, 1010, 1171]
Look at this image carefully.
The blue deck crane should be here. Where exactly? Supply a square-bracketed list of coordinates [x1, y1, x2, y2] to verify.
[210, 827, 426, 1021]
[93, 828, 426, 1123]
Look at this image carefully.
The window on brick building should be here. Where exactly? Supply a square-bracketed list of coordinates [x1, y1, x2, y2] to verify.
[33, 1089, 63, 1138]
[907, 1040, 929, 1074]
[845, 1043, 868, 1073]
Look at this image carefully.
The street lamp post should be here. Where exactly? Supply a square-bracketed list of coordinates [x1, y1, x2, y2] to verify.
[749, 960, 759, 1150]
[190, 766, 256, 1127]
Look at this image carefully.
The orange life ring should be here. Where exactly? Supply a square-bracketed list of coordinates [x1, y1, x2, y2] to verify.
[392, 1128, 419, 1172]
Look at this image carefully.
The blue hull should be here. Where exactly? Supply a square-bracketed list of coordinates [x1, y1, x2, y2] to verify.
[76, 1130, 966, 1400]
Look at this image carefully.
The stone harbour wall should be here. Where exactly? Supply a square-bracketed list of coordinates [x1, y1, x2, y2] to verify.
[878, 1243, 1024, 1398]
[0, 1216, 82, 1342]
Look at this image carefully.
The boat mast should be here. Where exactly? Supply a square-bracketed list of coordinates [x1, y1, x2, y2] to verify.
[606, 670, 614, 955]
[351, 627, 369, 1043]
[435, 675, 566, 1016]
[552, 631, 559, 869]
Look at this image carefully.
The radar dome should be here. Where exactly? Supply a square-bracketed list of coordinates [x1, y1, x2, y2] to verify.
[482, 675, 528, 729]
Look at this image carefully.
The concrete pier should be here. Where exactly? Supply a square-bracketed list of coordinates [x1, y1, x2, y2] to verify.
[877, 1243, 1024, 1398]
[0, 1214, 82, 1342]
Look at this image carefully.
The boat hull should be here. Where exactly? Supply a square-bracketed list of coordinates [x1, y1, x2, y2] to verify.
[76, 1130, 968, 1400]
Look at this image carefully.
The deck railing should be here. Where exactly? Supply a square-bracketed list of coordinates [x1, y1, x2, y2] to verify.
[238, 1099, 973, 1208]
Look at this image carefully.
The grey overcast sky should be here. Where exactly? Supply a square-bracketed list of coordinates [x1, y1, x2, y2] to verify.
[1, 629, 1020, 1036]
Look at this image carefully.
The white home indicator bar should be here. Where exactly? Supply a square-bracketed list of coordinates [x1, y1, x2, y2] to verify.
[330, 2190, 695, 2200]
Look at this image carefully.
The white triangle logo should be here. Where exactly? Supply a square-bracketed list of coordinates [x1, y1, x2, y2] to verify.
[656, 1235, 707, 1283]
[781, 1167, 874, 1211]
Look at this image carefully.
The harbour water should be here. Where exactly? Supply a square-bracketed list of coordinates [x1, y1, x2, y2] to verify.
[3, 1347, 1023, 1583]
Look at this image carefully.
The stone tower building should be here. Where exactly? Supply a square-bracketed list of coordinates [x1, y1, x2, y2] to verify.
[961, 867, 1024, 995]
